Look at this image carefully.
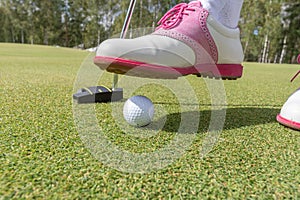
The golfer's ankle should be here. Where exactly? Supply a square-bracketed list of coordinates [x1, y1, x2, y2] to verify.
[198, 0, 243, 29]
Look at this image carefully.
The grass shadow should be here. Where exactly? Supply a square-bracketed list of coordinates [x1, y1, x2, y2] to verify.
[147, 107, 280, 133]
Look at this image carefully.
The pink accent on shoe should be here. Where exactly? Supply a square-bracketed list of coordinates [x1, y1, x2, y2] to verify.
[157, 3, 196, 30]
[153, 1, 218, 64]
[277, 114, 300, 130]
[94, 56, 243, 79]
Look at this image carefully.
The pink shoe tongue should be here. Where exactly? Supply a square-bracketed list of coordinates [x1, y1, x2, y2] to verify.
[188, 1, 202, 7]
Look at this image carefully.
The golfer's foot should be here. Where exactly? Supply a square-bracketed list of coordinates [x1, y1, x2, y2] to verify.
[94, 1, 244, 79]
[277, 89, 300, 130]
[277, 55, 300, 130]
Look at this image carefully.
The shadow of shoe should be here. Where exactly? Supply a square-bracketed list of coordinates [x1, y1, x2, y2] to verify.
[147, 107, 280, 133]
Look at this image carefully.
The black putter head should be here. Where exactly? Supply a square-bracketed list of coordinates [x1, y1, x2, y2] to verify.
[73, 86, 123, 104]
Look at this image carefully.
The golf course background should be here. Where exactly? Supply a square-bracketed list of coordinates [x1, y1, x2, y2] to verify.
[0, 43, 299, 199]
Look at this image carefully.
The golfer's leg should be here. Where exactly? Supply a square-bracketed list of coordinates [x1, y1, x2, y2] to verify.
[197, 0, 244, 28]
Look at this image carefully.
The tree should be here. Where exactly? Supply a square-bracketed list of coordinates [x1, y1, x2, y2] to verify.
[82, 0, 106, 48]
[33, 0, 64, 45]
[0, 0, 298, 63]
[240, 0, 266, 62]
[283, 2, 300, 63]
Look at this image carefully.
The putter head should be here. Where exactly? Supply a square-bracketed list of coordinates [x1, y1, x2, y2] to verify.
[73, 86, 123, 104]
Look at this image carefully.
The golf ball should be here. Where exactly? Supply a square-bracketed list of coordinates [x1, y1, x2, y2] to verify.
[123, 95, 154, 127]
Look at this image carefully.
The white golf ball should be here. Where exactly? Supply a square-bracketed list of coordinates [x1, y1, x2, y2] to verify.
[123, 95, 154, 127]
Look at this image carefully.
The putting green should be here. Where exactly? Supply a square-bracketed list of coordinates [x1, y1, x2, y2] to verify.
[0, 43, 299, 199]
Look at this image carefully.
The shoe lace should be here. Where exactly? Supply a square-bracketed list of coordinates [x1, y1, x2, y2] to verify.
[290, 54, 300, 82]
[156, 3, 196, 30]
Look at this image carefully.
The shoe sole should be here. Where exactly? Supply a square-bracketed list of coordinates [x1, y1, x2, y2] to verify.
[94, 56, 243, 80]
[277, 114, 300, 130]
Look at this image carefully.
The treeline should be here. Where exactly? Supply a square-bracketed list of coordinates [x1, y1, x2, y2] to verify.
[0, 0, 299, 63]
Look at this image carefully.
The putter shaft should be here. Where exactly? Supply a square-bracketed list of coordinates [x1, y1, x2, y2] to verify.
[113, 0, 137, 89]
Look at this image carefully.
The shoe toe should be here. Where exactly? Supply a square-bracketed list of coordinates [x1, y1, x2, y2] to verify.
[96, 38, 126, 58]
[278, 89, 300, 129]
[280, 101, 300, 122]
[96, 35, 195, 67]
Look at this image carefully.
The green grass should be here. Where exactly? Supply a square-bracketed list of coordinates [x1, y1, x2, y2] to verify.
[0, 43, 299, 199]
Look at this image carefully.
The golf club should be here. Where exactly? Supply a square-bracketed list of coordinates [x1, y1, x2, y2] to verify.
[113, 0, 137, 89]
[73, 0, 137, 103]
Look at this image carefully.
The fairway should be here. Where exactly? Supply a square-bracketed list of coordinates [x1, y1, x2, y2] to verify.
[0, 43, 299, 199]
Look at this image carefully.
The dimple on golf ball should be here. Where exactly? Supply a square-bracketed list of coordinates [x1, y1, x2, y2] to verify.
[123, 95, 154, 127]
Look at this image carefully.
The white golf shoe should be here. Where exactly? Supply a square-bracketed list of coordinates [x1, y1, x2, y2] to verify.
[277, 88, 300, 130]
[277, 54, 300, 130]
